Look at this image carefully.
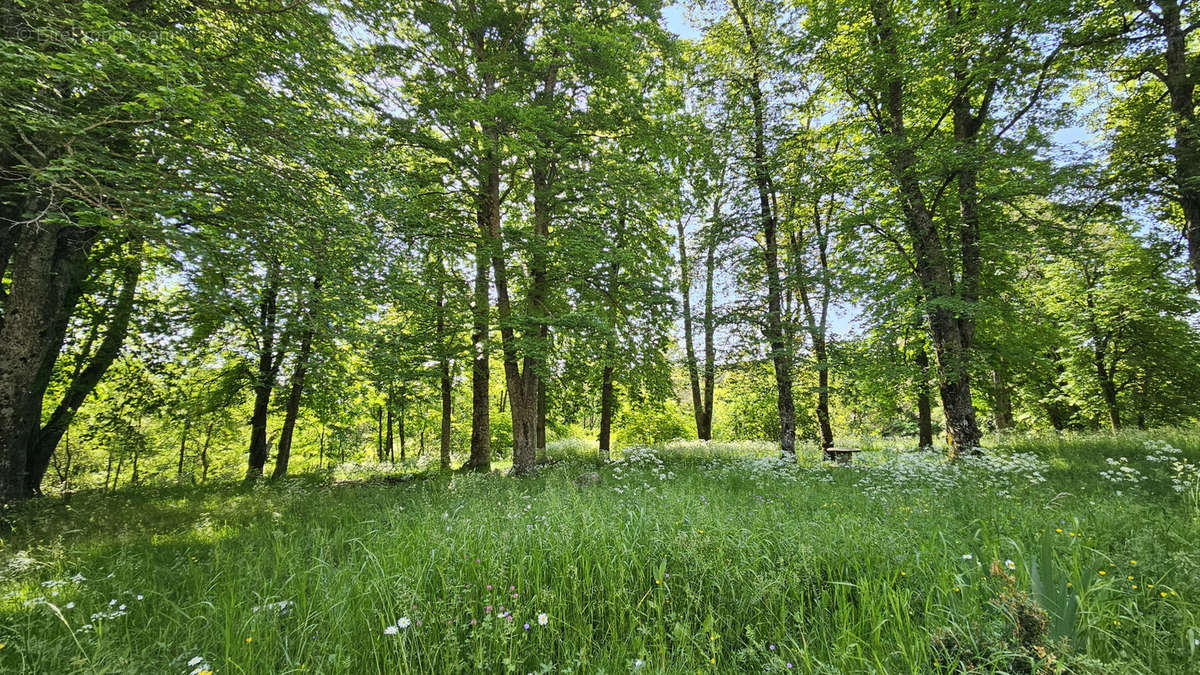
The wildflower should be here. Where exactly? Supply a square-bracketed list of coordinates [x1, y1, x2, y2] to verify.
[1005, 560, 1016, 570]
[787, 663, 793, 669]
[398, 617, 411, 629]
[962, 554, 973, 561]
[1130, 560, 1137, 565]
[524, 623, 530, 630]
[245, 636, 252, 643]
[537, 612, 548, 626]
[65, 602, 75, 609]
[188, 656, 203, 666]
[1098, 570, 1107, 576]
[136, 595, 143, 600]
[1161, 591, 1169, 597]
[487, 585, 492, 590]
[384, 625, 398, 635]
[634, 659, 645, 669]
[119, 604, 126, 611]
[769, 644, 775, 651]
[1056, 528, 1062, 533]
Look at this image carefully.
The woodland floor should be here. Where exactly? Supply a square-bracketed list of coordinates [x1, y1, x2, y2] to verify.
[2, 430, 1199, 673]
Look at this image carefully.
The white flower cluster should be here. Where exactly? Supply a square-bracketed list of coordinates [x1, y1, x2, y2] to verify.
[853, 449, 1049, 499]
[610, 446, 674, 494]
[1099, 456, 1145, 485]
[91, 598, 129, 621]
[1095, 441, 1199, 496]
[1145, 439, 1184, 463]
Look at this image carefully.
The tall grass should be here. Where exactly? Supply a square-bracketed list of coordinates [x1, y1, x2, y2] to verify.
[1, 430, 1198, 673]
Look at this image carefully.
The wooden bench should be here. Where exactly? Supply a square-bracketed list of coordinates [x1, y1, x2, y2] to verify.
[825, 447, 861, 465]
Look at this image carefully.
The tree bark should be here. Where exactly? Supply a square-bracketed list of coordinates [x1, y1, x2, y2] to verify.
[991, 365, 1014, 431]
[1154, 0, 1200, 293]
[399, 397, 407, 460]
[598, 357, 615, 462]
[871, 0, 981, 457]
[491, 67, 558, 476]
[1094, 344, 1120, 431]
[385, 389, 394, 463]
[177, 417, 189, 479]
[466, 214, 493, 471]
[25, 234, 143, 494]
[271, 322, 313, 479]
[246, 261, 281, 480]
[435, 264, 454, 470]
[536, 376, 546, 451]
[676, 217, 704, 439]
[794, 198, 837, 457]
[732, 0, 795, 458]
[0, 221, 95, 502]
[914, 335, 934, 449]
[701, 218, 718, 441]
[376, 405, 383, 461]
[598, 212, 626, 461]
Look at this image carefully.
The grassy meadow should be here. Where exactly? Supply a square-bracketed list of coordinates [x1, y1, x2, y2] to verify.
[2, 430, 1199, 673]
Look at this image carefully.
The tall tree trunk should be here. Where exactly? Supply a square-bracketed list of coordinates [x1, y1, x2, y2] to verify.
[467, 237, 491, 471]
[1094, 345, 1120, 431]
[914, 336, 934, 449]
[440, 356, 453, 470]
[872, 0, 981, 457]
[794, 198, 837, 457]
[676, 217, 704, 438]
[991, 364, 1014, 431]
[434, 264, 454, 470]
[598, 212, 626, 461]
[246, 261, 280, 479]
[536, 377, 546, 451]
[598, 355, 615, 462]
[200, 422, 212, 482]
[732, 0, 795, 457]
[376, 405, 383, 461]
[385, 389, 394, 463]
[398, 395, 406, 461]
[177, 417, 189, 479]
[1155, 0, 1200, 293]
[0, 220, 95, 502]
[491, 68, 558, 476]
[271, 323, 314, 479]
[700, 219, 718, 441]
[26, 234, 143, 494]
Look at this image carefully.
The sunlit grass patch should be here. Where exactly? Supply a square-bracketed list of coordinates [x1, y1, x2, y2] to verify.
[1, 431, 1198, 673]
